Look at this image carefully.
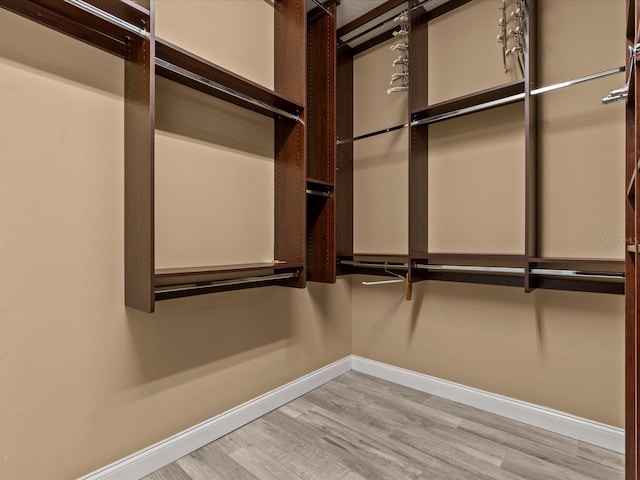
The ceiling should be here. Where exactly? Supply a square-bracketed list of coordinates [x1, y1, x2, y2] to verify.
[306, 0, 389, 28]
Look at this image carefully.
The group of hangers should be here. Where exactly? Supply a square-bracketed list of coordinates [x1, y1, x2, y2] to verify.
[496, 0, 525, 76]
[388, 12, 409, 94]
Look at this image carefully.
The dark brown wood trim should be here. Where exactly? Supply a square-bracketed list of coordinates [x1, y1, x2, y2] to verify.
[274, 0, 307, 288]
[307, 0, 337, 283]
[626, 1, 639, 476]
[425, 0, 472, 21]
[524, 0, 538, 292]
[419, 253, 527, 262]
[408, 5, 429, 284]
[155, 273, 302, 301]
[0, 0, 128, 57]
[124, 21, 155, 312]
[411, 80, 525, 122]
[336, 46, 354, 264]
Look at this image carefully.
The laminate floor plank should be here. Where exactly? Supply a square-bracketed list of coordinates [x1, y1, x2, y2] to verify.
[143, 463, 192, 480]
[142, 372, 624, 480]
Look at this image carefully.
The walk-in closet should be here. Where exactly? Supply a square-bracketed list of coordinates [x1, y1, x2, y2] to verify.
[0, 1, 637, 479]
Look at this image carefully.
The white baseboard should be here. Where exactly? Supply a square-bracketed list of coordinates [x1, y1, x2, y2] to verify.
[77, 356, 352, 480]
[351, 355, 624, 454]
[80, 355, 624, 479]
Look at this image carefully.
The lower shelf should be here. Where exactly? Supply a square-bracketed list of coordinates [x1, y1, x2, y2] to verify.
[155, 262, 303, 301]
[337, 254, 624, 294]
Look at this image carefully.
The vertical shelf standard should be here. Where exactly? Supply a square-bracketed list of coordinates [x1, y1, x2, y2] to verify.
[124, 4, 155, 313]
[408, 1, 430, 286]
[307, 0, 337, 283]
[274, 0, 308, 289]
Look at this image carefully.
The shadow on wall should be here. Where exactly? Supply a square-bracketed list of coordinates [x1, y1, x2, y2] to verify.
[0, 9, 123, 97]
[155, 77, 274, 159]
[126, 286, 293, 384]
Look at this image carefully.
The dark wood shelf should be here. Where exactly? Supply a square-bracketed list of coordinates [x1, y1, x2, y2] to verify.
[0, 0, 150, 58]
[307, 178, 335, 188]
[155, 38, 304, 120]
[306, 178, 333, 198]
[415, 253, 527, 263]
[155, 262, 303, 294]
[528, 257, 624, 267]
[411, 80, 526, 125]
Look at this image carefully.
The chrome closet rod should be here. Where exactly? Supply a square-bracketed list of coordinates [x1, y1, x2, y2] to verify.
[340, 260, 409, 269]
[411, 66, 625, 128]
[155, 272, 299, 295]
[337, 123, 409, 145]
[411, 93, 525, 127]
[531, 66, 624, 96]
[530, 268, 624, 280]
[63, 0, 150, 38]
[306, 189, 331, 197]
[310, 0, 333, 16]
[339, 62, 622, 140]
[415, 264, 525, 274]
[155, 58, 302, 123]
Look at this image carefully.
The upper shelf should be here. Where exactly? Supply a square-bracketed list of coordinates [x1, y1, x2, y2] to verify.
[0, 0, 150, 58]
[155, 38, 304, 121]
[412, 80, 526, 126]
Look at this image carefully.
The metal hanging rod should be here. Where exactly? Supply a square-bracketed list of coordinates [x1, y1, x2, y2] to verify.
[411, 93, 525, 127]
[63, 0, 150, 38]
[530, 268, 624, 280]
[337, 123, 408, 145]
[532, 66, 624, 96]
[340, 67, 624, 141]
[306, 189, 331, 197]
[602, 86, 629, 104]
[415, 264, 525, 274]
[310, 0, 333, 17]
[340, 260, 409, 270]
[155, 272, 299, 295]
[155, 58, 302, 123]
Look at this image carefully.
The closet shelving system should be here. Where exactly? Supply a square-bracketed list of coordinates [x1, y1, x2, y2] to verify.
[0, 0, 308, 313]
[0, 0, 628, 304]
[334, 0, 626, 296]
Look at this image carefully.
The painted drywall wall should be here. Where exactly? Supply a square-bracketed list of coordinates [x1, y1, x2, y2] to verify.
[538, 0, 625, 259]
[0, 4, 351, 479]
[350, 0, 625, 426]
[351, 278, 624, 427]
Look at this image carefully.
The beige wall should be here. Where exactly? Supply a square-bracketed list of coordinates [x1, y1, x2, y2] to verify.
[155, 0, 274, 89]
[0, 6, 350, 480]
[351, 278, 624, 427]
[538, 0, 625, 258]
[350, 0, 625, 427]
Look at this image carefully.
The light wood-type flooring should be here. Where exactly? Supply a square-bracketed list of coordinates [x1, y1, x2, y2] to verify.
[143, 371, 624, 480]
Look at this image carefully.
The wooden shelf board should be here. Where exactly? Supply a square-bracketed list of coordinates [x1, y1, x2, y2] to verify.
[412, 80, 525, 123]
[156, 261, 302, 279]
[307, 178, 335, 188]
[416, 253, 526, 262]
[155, 38, 304, 119]
[529, 257, 624, 267]
[0, 0, 141, 57]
